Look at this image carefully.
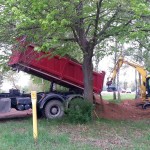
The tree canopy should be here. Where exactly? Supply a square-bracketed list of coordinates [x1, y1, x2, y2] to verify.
[0, 0, 149, 101]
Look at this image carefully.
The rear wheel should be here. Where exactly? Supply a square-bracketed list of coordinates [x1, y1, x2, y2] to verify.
[67, 97, 84, 109]
[44, 100, 64, 119]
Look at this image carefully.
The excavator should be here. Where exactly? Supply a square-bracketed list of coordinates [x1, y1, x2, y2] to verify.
[106, 56, 150, 109]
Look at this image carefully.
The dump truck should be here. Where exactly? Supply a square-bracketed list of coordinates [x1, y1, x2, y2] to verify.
[0, 40, 105, 119]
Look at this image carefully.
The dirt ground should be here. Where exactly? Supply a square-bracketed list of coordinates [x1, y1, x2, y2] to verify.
[0, 109, 32, 120]
[94, 97, 150, 120]
[1, 98, 150, 121]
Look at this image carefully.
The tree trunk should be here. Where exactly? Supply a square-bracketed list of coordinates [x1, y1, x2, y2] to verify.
[138, 72, 141, 98]
[135, 70, 138, 99]
[113, 48, 117, 100]
[82, 52, 93, 102]
[117, 70, 121, 101]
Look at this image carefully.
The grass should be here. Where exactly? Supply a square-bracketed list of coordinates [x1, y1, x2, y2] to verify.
[101, 92, 135, 102]
[0, 117, 150, 150]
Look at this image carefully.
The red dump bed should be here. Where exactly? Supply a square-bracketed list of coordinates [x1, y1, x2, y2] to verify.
[8, 44, 105, 93]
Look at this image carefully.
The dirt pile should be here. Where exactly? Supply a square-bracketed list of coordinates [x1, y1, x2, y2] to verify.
[95, 98, 150, 120]
[0, 109, 32, 119]
[1, 98, 150, 121]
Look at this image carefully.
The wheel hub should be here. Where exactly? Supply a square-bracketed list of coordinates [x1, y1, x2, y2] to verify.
[51, 106, 59, 115]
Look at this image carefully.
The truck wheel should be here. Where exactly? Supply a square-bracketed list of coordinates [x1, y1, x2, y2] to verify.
[67, 97, 84, 109]
[44, 100, 64, 119]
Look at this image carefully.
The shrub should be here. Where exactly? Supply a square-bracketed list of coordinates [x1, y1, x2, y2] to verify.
[66, 98, 93, 124]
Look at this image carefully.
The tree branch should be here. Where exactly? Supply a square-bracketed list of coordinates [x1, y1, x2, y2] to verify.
[46, 36, 77, 42]
[92, 0, 103, 46]
[85, 23, 93, 36]
[98, 9, 120, 37]
[73, 1, 89, 51]
[18, 26, 40, 31]
[137, 40, 150, 51]
[71, 27, 80, 44]
[96, 19, 133, 44]
[74, 1, 85, 39]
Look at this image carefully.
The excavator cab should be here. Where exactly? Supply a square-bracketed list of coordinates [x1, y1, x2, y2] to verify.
[107, 86, 117, 92]
[141, 76, 150, 109]
[146, 76, 150, 98]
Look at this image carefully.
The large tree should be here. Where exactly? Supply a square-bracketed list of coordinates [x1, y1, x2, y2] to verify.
[0, 0, 149, 102]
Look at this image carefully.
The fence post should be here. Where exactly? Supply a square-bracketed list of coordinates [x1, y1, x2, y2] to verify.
[31, 91, 38, 142]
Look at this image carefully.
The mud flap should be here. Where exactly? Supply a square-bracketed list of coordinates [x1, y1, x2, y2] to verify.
[0, 98, 11, 113]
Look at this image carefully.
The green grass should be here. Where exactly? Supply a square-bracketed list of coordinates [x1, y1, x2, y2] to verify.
[102, 92, 135, 101]
[0, 117, 150, 150]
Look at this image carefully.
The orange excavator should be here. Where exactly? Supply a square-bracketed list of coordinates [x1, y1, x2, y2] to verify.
[106, 56, 150, 109]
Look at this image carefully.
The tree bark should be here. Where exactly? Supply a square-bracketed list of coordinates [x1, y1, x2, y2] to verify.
[113, 50, 117, 100]
[82, 51, 93, 102]
[117, 70, 121, 101]
[135, 70, 139, 99]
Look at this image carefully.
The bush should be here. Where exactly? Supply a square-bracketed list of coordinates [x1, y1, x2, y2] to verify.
[66, 98, 93, 124]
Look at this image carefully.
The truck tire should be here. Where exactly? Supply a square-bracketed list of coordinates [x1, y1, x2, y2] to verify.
[44, 100, 64, 119]
[67, 97, 84, 109]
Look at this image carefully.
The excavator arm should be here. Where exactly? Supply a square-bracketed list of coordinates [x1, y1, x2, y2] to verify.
[106, 56, 147, 101]
[106, 57, 124, 87]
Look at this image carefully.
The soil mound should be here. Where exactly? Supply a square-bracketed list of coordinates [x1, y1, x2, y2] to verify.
[0, 109, 32, 119]
[95, 98, 150, 120]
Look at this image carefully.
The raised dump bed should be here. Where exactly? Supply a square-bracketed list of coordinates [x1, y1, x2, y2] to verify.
[8, 44, 105, 94]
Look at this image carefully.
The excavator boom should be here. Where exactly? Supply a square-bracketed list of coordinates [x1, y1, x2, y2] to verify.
[107, 57, 124, 86]
[107, 56, 147, 101]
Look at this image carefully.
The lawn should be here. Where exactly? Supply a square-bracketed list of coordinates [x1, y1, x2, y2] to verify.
[101, 92, 136, 101]
[0, 117, 150, 150]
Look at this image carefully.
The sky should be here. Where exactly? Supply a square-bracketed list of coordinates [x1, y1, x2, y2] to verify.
[1, 71, 30, 92]
[98, 56, 136, 83]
